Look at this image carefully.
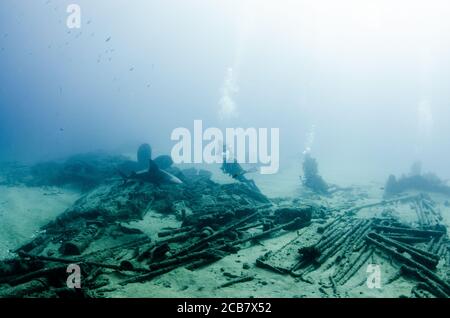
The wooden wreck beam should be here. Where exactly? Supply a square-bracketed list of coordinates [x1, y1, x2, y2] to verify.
[372, 232, 439, 260]
[119, 264, 181, 285]
[148, 217, 307, 272]
[340, 219, 372, 253]
[323, 220, 372, 272]
[60, 225, 103, 256]
[0, 278, 49, 298]
[316, 220, 364, 265]
[352, 220, 374, 251]
[316, 225, 346, 251]
[290, 220, 361, 275]
[367, 232, 439, 269]
[122, 248, 229, 286]
[373, 225, 445, 238]
[236, 222, 263, 232]
[137, 230, 196, 262]
[129, 217, 308, 285]
[431, 235, 446, 255]
[81, 236, 152, 259]
[169, 212, 260, 258]
[18, 252, 151, 273]
[216, 275, 255, 289]
[320, 215, 345, 234]
[232, 218, 310, 246]
[186, 252, 225, 270]
[7, 265, 66, 287]
[420, 197, 440, 219]
[157, 226, 194, 238]
[148, 250, 212, 271]
[334, 246, 374, 285]
[365, 234, 450, 295]
[385, 234, 430, 244]
[413, 199, 426, 227]
[400, 265, 449, 298]
[345, 194, 421, 215]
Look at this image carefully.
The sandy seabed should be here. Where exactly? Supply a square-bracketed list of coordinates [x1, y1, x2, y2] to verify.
[0, 186, 79, 260]
[1, 165, 449, 298]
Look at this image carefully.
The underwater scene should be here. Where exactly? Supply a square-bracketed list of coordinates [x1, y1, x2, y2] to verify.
[1, 0, 450, 300]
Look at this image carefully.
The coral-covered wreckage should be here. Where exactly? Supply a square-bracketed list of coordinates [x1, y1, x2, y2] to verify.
[384, 162, 450, 198]
[0, 151, 449, 298]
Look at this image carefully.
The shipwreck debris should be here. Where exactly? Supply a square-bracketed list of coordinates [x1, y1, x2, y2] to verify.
[384, 164, 450, 197]
[1, 153, 449, 299]
[301, 154, 329, 195]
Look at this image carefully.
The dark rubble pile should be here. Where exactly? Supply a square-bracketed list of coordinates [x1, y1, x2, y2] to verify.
[0, 162, 31, 186]
[0, 167, 314, 298]
[28, 153, 128, 191]
[384, 162, 450, 197]
[0, 152, 128, 191]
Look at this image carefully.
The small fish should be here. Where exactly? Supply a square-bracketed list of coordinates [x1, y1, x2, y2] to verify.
[105, 36, 111, 42]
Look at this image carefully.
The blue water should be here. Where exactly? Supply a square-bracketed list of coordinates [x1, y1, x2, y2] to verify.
[1, 0, 450, 182]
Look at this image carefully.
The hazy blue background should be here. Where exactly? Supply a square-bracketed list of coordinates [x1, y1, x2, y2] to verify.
[1, 0, 450, 184]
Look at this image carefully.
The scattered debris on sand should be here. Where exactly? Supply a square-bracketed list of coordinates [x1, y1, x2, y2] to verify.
[0, 153, 449, 298]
